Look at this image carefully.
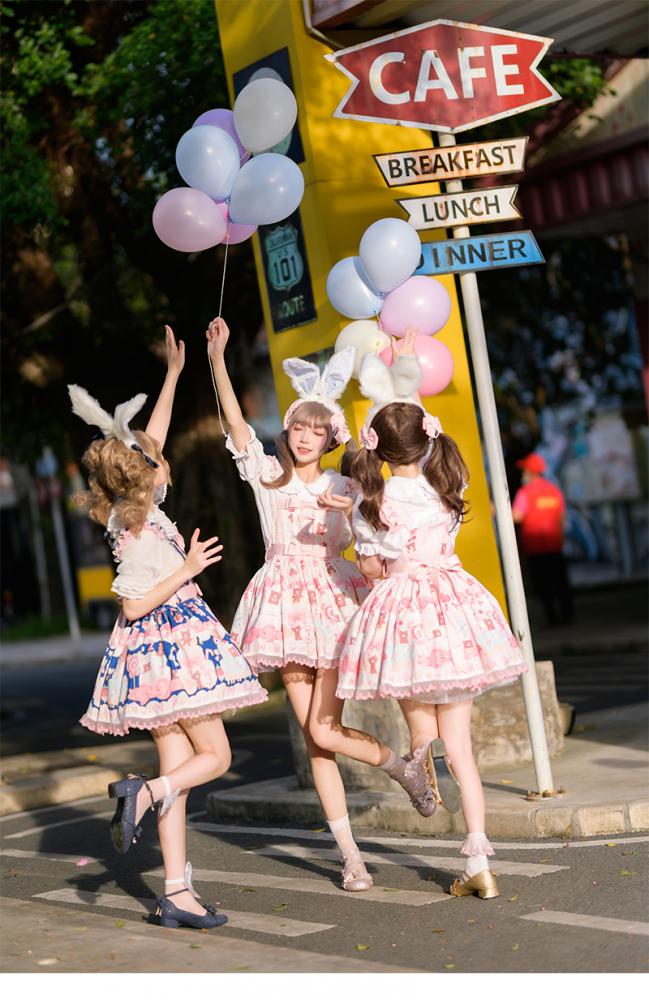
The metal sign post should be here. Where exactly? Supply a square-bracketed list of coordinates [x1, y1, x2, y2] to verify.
[438, 132, 554, 793]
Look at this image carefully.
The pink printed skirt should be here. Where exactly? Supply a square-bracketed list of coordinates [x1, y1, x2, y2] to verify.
[230, 553, 369, 672]
[336, 563, 526, 704]
[80, 587, 267, 736]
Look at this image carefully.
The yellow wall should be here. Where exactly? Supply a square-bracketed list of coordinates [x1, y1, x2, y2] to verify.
[215, 0, 506, 609]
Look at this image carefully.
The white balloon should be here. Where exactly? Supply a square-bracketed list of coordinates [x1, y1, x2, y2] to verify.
[335, 321, 391, 378]
[327, 257, 384, 319]
[229, 153, 304, 226]
[359, 218, 422, 294]
[234, 78, 298, 155]
[175, 125, 240, 201]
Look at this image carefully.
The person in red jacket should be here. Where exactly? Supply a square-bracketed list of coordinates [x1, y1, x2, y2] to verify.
[512, 454, 574, 627]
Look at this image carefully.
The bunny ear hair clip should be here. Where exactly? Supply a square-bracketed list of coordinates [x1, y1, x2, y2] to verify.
[281, 347, 355, 444]
[358, 353, 442, 447]
[68, 384, 159, 468]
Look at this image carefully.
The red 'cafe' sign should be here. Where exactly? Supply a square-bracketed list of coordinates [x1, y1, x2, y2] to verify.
[326, 19, 560, 133]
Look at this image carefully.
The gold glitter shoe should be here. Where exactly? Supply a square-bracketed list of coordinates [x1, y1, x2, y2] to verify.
[450, 870, 500, 899]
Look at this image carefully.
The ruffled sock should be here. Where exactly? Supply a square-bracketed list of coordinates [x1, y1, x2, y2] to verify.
[328, 814, 361, 862]
[461, 832, 494, 879]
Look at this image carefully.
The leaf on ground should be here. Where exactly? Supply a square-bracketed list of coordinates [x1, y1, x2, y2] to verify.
[622, 850, 637, 856]
[538, 859, 550, 864]
[240, 887, 256, 893]
[512, 944, 520, 952]
[355, 944, 369, 951]
[271, 903, 288, 911]
[507, 894, 519, 902]
[431, 928, 444, 933]
[619, 869, 635, 876]
[231, 966, 250, 972]
[499, 779, 513, 784]
[114, 920, 125, 928]
[381, 888, 400, 892]
[37, 958, 59, 966]
[445, 963, 455, 969]
[86, 754, 97, 762]
[605, 842, 617, 847]
[311, 828, 325, 833]
[466, 918, 477, 924]
[189, 944, 201, 950]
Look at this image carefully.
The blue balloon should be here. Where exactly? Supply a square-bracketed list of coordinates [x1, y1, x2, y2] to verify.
[359, 218, 422, 294]
[228, 153, 304, 226]
[326, 257, 384, 319]
[176, 125, 240, 201]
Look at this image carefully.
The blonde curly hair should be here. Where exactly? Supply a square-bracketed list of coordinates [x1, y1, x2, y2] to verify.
[76, 430, 170, 535]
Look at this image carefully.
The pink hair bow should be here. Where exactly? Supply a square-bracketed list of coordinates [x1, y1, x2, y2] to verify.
[423, 413, 442, 439]
[360, 425, 379, 450]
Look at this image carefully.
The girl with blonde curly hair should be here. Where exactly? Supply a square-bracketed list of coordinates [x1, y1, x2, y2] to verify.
[70, 326, 266, 931]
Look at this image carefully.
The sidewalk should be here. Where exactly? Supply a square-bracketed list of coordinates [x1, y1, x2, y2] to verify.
[0, 631, 108, 670]
[2, 702, 647, 838]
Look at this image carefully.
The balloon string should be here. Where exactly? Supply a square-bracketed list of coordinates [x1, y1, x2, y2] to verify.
[208, 222, 232, 438]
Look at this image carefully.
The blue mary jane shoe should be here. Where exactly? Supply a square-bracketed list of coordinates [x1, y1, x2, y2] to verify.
[156, 889, 228, 930]
[107, 773, 156, 854]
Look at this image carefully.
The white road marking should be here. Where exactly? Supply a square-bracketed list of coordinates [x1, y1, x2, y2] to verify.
[521, 910, 649, 937]
[146, 867, 449, 906]
[33, 888, 335, 937]
[1, 848, 100, 865]
[252, 844, 568, 876]
[189, 821, 649, 851]
[2, 810, 113, 840]
[0, 795, 107, 823]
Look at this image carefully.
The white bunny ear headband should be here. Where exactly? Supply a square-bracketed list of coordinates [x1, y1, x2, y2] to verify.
[68, 385, 159, 468]
[281, 346, 355, 444]
[358, 354, 442, 450]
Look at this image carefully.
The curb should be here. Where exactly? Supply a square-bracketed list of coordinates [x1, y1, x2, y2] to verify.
[205, 776, 649, 839]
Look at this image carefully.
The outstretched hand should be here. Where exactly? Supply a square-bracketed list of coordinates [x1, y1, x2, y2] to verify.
[185, 529, 224, 578]
[206, 317, 230, 362]
[391, 327, 418, 361]
[165, 325, 185, 377]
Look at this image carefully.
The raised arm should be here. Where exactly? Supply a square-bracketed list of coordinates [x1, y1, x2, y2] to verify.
[145, 325, 185, 449]
[206, 317, 251, 453]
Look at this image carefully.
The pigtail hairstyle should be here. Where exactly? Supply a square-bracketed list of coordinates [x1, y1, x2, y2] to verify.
[75, 430, 169, 535]
[354, 402, 469, 530]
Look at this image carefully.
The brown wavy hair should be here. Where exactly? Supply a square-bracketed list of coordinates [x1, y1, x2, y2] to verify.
[75, 431, 170, 535]
[262, 401, 354, 489]
[351, 402, 469, 531]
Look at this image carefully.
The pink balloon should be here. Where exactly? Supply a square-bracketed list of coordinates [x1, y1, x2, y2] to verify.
[153, 188, 226, 252]
[215, 200, 257, 244]
[193, 108, 250, 163]
[380, 335, 454, 397]
[380, 276, 451, 338]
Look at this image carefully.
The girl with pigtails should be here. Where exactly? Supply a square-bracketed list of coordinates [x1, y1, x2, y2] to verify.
[208, 317, 450, 892]
[69, 326, 267, 931]
[335, 334, 527, 900]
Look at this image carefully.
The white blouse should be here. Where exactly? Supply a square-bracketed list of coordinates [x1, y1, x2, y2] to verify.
[107, 505, 185, 600]
[226, 424, 354, 550]
[352, 474, 461, 560]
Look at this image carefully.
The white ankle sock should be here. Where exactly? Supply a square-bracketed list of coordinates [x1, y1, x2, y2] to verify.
[465, 853, 489, 878]
[159, 775, 172, 800]
[328, 814, 360, 860]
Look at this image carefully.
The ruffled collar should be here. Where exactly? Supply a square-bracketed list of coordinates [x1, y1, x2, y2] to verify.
[281, 467, 345, 497]
[107, 504, 178, 541]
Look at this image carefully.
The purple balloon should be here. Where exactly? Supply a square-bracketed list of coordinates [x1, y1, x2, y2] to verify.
[215, 201, 257, 244]
[380, 275, 452, 338]
[153, 188, 226, 253]
[193, 108, 249, 163]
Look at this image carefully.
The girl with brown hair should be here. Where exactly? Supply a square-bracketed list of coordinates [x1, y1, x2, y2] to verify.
[208, 317, 434, 892]
[69, 327, 267, 930]
[335, 339, 527, 900]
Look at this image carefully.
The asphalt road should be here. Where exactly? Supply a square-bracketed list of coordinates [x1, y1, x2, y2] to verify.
[1, 795, 647, 973]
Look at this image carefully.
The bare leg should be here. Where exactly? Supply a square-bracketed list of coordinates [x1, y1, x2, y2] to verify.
[398, 699, 440, 753]
[134, 714, 231, 823]
[308, 668, 390, 766]
[152, 724, 204, 916]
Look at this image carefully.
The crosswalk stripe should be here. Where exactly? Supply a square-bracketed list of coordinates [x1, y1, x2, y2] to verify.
[1, 848, 100, 865]
[3, 811, 113, 841]
[251, 844, 568, 876]
[521, 910, 649, 937]
[0, 795, 108, 824]
[33, 889, 335, 938]
[146, 867, 449, 906]
[189, 821, 649, 851]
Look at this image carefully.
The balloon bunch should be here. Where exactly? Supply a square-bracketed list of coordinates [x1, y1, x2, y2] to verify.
[328, 218, 454, 396]
[153, 78, 304, 253]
